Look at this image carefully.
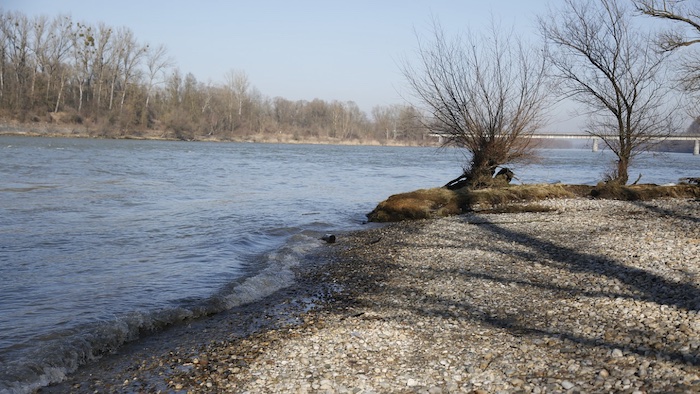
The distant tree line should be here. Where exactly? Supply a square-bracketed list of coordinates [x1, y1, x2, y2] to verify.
[0, 10, 427, 143]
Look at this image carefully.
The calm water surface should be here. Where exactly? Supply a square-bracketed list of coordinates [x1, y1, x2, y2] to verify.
[0, 136, 696, 393]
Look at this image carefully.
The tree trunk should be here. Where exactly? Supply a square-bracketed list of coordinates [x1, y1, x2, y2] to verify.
[78, 80, 84, 112]
[54, 71, 65, 113]
[109, 76, 117, 110]
[616, 157, 629, 185]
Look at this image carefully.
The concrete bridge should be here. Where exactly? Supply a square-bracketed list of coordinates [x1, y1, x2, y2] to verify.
[428, 133, 700, 155]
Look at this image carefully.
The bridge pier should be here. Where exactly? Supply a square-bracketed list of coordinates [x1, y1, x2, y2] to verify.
[592, 138, 599, 152]
[695, 140, 699, 155]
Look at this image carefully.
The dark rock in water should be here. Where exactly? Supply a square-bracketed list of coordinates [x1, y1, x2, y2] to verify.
[321, 234, 336, 243]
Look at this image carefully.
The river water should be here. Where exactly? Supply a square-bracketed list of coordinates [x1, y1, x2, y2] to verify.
[0, 136, 697, 393]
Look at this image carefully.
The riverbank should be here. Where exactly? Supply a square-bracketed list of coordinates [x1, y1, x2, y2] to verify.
[0, 122, 432, 147]
[40, 198, 700, 393]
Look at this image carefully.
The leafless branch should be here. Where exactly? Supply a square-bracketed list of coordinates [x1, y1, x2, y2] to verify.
[541, 0, 681, 184]
[402, 19, 550, 187]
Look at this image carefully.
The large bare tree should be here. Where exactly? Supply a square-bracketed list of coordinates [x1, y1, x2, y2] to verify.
[402, 20, 550, 189]
[634, 0, 700, 51]
[634, 0, 700, 118]
[71, 22, 95, 114]
[143, 43, 173, 126]
[224, 69, 249, 133]
[541, 0, 680, 185]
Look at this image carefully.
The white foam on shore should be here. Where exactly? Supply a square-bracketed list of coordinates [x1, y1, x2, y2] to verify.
[0, 232, 325, 394]
[221, 232, 322, 308]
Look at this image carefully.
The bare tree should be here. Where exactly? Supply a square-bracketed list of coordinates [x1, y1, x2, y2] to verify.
[372, 104, 401, 140]
[402, 20, 550, 189]
[272, 97, 297, 129]
[541, 0, 680, 185]
[29, 14, 48, 106]
[1, 11, 32, 115]
[142, 43, 173, 126]
[91, 22, 113, 112]
[224, 69, 249, 132]
[115, 28, 146, 115]
[634, 0, 700, 51]
[46, 15, 73, 113]
[71, 22, 95, 113]
[634, 0, 700, 117]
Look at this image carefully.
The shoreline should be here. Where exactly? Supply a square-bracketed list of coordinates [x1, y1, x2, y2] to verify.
[0, 123, 434, 148]
[41, 198, 700, 393]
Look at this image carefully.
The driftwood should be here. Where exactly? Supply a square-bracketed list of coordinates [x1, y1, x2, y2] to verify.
[680, 177, 700, 185]
[444, 167, 515, 190]
[444, 174, 470, 190]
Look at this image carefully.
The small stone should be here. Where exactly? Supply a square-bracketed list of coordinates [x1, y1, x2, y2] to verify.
[599, 369, 610, 378]
[407, 378, 418, 387]
[561, 380, 575, 390]
[611, 348, 623, 357]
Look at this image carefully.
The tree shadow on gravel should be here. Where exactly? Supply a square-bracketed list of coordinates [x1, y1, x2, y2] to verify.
[440, 215, 699, 365]
[400, 287, 699, 367]
[468, 218, 700, 313]
[632, 200, 700, 224]
[333, 214, 700, 372]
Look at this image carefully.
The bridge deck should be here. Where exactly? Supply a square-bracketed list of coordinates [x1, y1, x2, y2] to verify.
[529, 134, 700, 141]
[428, 133, 700, 141]
[427, 133, 700, 154]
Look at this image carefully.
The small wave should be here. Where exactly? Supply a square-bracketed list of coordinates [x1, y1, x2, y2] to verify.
[218, 232, 321, 309]
[0, 185, 57, 193]
[0, 231, 325, 394]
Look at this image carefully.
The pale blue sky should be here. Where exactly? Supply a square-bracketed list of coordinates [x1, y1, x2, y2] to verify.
[5, 1, 585, 130]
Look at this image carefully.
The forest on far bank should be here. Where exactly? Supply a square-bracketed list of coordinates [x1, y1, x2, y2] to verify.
[0, 10, 431, 145]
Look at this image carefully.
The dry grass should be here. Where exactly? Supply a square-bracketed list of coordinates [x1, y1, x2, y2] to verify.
[462, 184, 577, 208]
[590, 183, 700, 200]
[366, 188, 462, 222]
[367, 183, 700, 222]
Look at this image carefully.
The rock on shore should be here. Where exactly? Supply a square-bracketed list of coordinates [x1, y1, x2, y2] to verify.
[46, 198, 700, 393]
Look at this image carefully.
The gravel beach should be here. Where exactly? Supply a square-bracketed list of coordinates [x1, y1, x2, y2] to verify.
[43, 198, 700, 393]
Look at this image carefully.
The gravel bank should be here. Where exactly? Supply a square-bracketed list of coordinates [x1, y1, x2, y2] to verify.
[45, 199, 700, 393]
